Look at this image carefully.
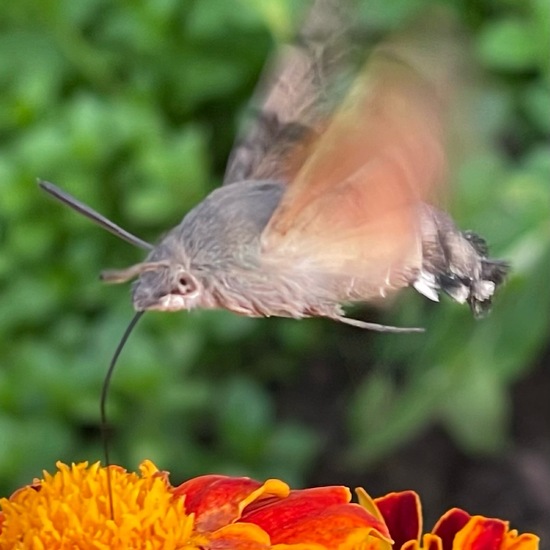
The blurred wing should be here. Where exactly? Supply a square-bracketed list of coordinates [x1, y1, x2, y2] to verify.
[223, 0, 352, 185]
[261, 34, 456, 294]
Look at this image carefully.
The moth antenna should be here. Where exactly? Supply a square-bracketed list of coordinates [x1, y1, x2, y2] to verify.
[100, 311, 145, 520]
[334, 315, 425, 333]
[38, 179, 153, 251]
[100, 261, 171, 284]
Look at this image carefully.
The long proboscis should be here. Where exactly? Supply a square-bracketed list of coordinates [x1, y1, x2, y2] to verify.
[38, 180, 153, 251]
[101, 311, 145, 520]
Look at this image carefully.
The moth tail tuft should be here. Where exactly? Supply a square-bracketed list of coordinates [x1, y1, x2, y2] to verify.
[414, 207, 509, 316]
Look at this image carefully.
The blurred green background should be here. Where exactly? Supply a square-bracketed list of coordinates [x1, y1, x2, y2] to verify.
[1, 0, 549, 537]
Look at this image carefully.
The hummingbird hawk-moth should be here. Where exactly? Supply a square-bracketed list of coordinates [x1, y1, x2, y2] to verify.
[40, 2, 508, 334]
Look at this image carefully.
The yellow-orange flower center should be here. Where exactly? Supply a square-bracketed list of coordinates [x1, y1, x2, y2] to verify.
[0, 460, 203, 550]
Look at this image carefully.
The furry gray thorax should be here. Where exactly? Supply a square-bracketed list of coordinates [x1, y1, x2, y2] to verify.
[130, 180, 328, 317]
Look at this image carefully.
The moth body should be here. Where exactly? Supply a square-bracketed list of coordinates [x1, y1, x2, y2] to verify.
[129, 179, 507, 323]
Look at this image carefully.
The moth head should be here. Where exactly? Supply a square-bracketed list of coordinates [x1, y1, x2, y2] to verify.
[101, 261, 203, 312]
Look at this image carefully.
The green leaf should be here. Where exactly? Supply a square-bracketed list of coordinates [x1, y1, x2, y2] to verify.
[217, 377, 274, 460]
[522, 80, 550, 133]
[348, 369, 451, 465]
[441, 369, 509, 454]
[477, 18, 540, 72]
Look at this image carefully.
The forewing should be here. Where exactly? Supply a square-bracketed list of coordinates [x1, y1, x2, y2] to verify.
[223, 0, 352, 186]
[261, 32, 457, 295]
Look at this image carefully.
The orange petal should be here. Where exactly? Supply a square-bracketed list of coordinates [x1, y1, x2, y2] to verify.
[501, 530, 540, 550]
[453, 516, 541, 550]
[374, 491, 422, 549]
[173, 475, 289, 532]
[209, 522, 353, 550]
[340, 528, 394, 550]
[207, 522, 272, 549]
[356, 488, 386, 523]
[402, 533, 443, 550]
[452, 515, 508, 548]
[242, 487, 391, 546]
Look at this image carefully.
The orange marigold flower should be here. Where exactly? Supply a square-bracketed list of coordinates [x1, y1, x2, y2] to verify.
[0, 462, 539, 549]
[0, 461, 391, 549]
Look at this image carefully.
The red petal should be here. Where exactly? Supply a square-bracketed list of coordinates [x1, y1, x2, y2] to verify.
[173, 475, 288, 532]
[243, 487, 391, 546]
[244, 486, 351, 518]
[374, 491, 422, 549]
[432, 508, 471, 550]
[433, 510, 540, 550]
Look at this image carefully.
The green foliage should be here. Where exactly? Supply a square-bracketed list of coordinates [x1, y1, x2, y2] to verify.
[1, 0, 548, 497]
